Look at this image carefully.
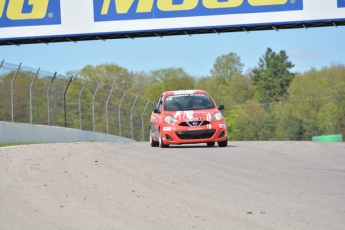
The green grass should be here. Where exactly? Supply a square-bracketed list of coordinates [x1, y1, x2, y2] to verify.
[0, 141, 100, 147]
[0, 142, 41, 147]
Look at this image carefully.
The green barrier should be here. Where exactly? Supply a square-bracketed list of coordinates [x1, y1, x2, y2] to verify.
[312, 134, 343, 142]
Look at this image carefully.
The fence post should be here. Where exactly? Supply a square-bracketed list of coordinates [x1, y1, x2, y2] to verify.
[92, 83, 100, 132]
[30, 68, 40, 124]
[11, 63, 22, 122]
[142, 101, 150, 141]
[130, 96, 138, 139]
[106, 87, 115, 134]
[118, 91, 126, 137]
[47, 72, 56, 126]
[79, 79, 88, 130]
[64, 76, 74, 128]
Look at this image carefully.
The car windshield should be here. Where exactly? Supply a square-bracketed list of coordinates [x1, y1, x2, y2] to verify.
[164, 93, 215, 111]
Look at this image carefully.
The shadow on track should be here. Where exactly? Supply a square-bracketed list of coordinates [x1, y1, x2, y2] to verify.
[166, 144, 238, 148]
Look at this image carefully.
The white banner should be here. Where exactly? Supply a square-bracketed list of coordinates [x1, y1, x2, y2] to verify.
[0, 0, 344, 41]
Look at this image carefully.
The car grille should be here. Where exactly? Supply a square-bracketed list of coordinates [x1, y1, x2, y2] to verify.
[179, 121, 211, 127]
[176, 129, 216, 140]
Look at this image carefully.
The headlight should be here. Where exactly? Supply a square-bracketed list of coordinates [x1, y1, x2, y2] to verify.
[164, 115, 177, 124]
[212, 112, 224, 122]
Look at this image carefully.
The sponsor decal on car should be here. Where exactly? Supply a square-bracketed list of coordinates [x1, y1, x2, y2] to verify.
[188, 128, 203, 130]
[94, 0, 303, 22]
[219, 124, 227, 128]
[172, 90, 197, 95]
[151, 115, 158, 123]
[0, 0, 61, 28]
[185, 117, 204, 122]
[163, 127, 172, 131]
[207, 112, 212, 129]
[173, 110, 213, 119]
[338, 0, 345, 8]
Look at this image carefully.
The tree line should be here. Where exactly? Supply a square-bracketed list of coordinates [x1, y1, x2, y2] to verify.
[1, 47, 344, 141]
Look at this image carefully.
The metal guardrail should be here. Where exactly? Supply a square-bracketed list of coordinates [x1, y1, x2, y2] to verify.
[0, 60, 154, 141]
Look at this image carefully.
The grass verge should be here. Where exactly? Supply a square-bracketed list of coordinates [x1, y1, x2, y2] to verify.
[0, 142, 40, 147]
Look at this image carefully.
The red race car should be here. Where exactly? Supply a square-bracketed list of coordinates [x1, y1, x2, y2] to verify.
[150, 90, 227, 148]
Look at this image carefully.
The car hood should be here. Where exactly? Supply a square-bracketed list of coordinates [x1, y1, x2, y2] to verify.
[165, 109, 218, 122]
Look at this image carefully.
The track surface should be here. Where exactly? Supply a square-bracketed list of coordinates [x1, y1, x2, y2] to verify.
[1, 141, 344, 230]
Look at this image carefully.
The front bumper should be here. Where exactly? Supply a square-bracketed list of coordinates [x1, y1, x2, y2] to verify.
[160, 122, 227, 144]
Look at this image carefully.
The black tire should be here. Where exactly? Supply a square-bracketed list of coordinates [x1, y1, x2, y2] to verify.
[207, 142, 215, 147]
[150, 127, 159, 147]
[218, 139, 228, 147]
[159, 130, 169, 148]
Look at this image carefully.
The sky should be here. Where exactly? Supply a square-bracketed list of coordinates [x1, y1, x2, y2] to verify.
[1, 25, 344, 78]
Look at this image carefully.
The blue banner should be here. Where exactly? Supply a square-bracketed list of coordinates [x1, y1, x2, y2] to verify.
[0, 0, 61, 28]
[338, 0, 345, 8]
[94, 0, 304, 22]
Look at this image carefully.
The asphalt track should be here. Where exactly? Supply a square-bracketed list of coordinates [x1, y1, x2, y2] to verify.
[0, 141, 344, 230]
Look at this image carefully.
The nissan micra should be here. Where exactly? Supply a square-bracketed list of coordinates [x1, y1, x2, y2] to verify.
[150, 90, 227, 148]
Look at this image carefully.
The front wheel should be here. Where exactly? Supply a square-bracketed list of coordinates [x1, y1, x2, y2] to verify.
[218, 139, 228, 147]
[159, 131, 169, 148]
[150, 127, 159, 147]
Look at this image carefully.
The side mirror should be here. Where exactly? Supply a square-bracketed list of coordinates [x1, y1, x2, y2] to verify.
[153, 108, 160, 113]
[218, 104, 225, 110]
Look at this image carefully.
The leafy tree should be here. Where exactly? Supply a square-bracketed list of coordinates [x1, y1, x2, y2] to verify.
[0, 71, 17, 122]
[316, 63, 345, 136]
[223, 109, 240, 140]
[141, 67, 195, 103]
[317, 102, 343, 135]
[2, 56, 344, 142]
[286, 65, 345, 139]
[195, 76, 216, 96]
[227, 74, 253, 105]
[31, 76, 49, 125]
[257, 106, 278, 140]
[210, 52, 244, 83]
[65, 63, 150, 138]
[275, 109, 304, 140]
[195, 76, 229, 105]
[196, 74, 253, 109]
[0, 70, 44, 123]
[251, 48, 295, 103]
[77, 63, 142, 93]
[288, 70, 330, 115]
[230, 99, 266, 140]
[229, 107, 248, 140]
